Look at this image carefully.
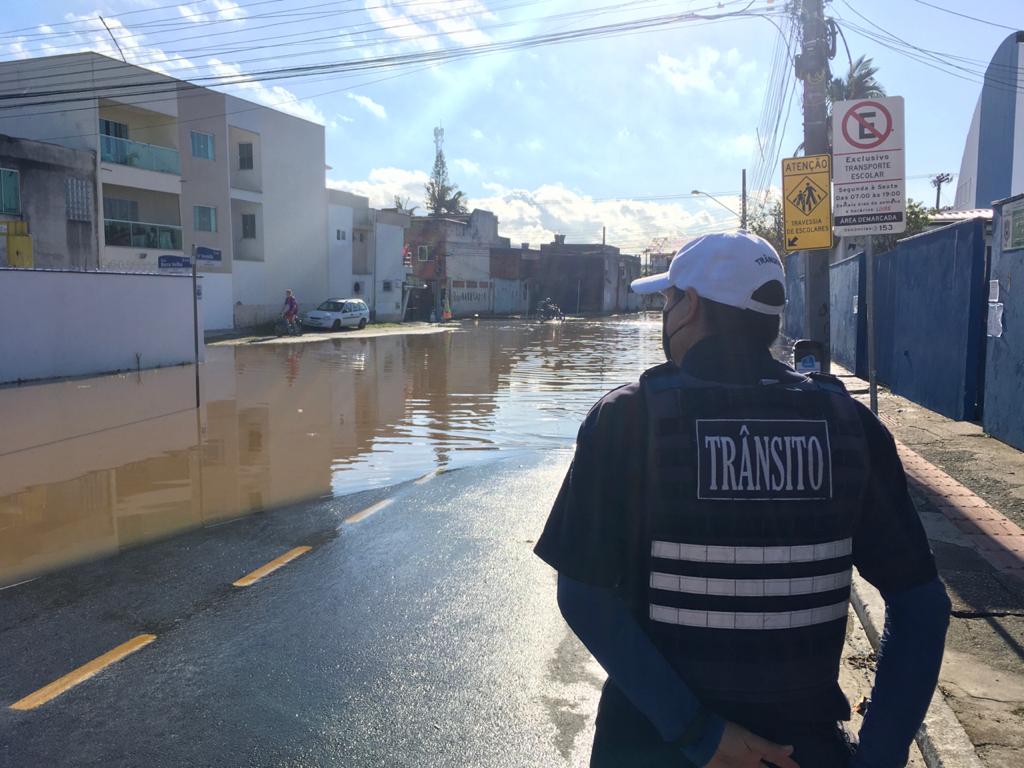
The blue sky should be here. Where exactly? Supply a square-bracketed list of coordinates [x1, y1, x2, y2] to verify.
[2, 0, 1020, 251]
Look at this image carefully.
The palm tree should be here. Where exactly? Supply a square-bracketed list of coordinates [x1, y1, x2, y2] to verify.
[806, 55, 885, 154]
[829, 55, 885, 104]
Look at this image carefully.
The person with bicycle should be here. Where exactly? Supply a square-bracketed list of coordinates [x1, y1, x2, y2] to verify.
[282, 289, 299, 332]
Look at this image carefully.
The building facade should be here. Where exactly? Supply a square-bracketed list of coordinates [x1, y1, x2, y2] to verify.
[0, 53, 328, 330]
[406, 209, 514, 320]
[535, 235, 641, 314]
[0, 134, 99, 269]
[955, 31, 1024, 210]
[326, 190, 411, 322]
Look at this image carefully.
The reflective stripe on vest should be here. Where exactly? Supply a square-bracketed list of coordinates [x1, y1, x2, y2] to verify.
[649, 600, 849, 630]
[651, 537, 853, 564]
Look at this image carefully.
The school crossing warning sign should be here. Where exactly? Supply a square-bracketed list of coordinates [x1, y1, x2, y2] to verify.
[782, 154, 832, 252]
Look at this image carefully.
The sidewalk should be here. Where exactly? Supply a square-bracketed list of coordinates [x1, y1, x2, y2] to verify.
[206, 321, 455, 347]
[834, 365, 1024, 768]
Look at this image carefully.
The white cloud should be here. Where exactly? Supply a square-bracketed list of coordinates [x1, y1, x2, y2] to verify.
[647, 46, 756, 101]
[337, 114, 356, 124]
[452, 158, 481, 175]
[717, 133, 757, 158]
[38, 24, 54, 34]
[212, 0, 246, 21]
[363, 0, 492, 52]
[177, 4, 210, 23]
[520, 138, 543, 153]
[471, 128, 485, 140]
[331, 168, 739, 251]
[328, 167, 431, 209]
[346, 92, 387, 120]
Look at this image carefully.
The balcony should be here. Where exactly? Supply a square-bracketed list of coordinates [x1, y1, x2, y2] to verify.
[100, 135, 180, 175]
[104, 219, 183, 251]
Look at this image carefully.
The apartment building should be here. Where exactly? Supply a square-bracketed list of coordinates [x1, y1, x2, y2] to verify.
[327, 190, 411, 322]
[0, 53, 327, 330]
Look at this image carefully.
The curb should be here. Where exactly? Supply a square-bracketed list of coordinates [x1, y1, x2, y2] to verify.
[849, 573, 985, 768]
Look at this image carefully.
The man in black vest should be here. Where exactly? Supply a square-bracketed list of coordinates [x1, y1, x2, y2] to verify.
[535, 232, 950, 768]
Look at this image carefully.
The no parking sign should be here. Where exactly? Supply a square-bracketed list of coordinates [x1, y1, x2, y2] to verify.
[832, 96, 906, 236]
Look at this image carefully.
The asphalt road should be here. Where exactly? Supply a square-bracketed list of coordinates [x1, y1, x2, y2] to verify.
[0, 450, 602, 767]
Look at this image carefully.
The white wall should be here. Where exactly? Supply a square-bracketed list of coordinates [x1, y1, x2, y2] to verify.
[0, 269, 203, 384]
[227, 94, 328, 317]
[328, 203, 354, 299]
[374, 220, 407, 321]
[201, 272, 234, 331]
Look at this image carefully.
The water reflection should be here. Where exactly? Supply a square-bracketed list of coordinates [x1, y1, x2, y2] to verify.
[0, 319, 662, 586]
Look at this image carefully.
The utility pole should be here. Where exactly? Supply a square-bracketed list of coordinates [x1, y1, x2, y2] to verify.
[931, 172, 953, 212]
[797, 0, 832, 371]
[741, 168, 747, 229]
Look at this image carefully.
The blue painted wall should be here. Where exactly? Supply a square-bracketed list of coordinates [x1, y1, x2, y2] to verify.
[875, 220, 988, 421]
[782, 250, 805, 340]
[829, 253, 867, 378]
[984, 198, 1024, 450]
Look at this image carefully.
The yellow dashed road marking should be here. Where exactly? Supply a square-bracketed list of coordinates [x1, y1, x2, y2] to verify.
[11, 634, 157, 711]
[344, 499, 393, 524]
[233, 546, 312, 587]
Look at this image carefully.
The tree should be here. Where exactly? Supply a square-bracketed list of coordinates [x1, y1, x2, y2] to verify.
[392, 195, 418, 215]
[748, 198, 786, 256]
[424, 146, 468, 216]
[796, 55, 886, 155]
[828, 55, 885, 105]
[872, 199, 929, 253]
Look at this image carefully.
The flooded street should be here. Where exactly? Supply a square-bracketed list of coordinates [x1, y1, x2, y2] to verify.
[1, 318, 662, 587]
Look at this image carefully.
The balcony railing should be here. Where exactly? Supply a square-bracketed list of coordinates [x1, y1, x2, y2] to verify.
[104, 219, 183, 250]
[100, 134, 181, 175]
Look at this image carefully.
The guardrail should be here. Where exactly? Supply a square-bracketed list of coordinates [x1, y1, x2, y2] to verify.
[100, 135, 181, 175]
[104, 219, 183, 250]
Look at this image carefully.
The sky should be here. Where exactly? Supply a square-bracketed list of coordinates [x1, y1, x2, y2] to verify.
[1, 0, 1021, 253]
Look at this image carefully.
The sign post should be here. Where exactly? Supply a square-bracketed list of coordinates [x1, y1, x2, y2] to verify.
[782, 153, 833, 252]
[832, 96, 906, 413]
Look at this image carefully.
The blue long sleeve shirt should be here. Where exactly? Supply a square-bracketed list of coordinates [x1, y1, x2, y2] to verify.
[558, 572, 949, 768]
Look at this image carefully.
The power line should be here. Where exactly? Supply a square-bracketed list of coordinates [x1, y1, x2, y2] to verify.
[908, 0, 1020, 32]
[0, 6, 780, 110]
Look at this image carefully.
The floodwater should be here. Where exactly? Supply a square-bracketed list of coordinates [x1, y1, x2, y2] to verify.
[0, 318, 663, 587]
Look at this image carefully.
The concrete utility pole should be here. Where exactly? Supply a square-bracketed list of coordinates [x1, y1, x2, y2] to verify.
[931, 172, 953, 212]
[741, 168, 747, 230]
[797, 0, 832, 370]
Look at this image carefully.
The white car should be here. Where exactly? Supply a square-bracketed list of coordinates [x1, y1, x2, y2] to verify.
[301, 298, 370, 331]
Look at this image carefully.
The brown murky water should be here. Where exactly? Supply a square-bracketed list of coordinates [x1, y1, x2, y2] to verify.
[0, 319, 663, 587]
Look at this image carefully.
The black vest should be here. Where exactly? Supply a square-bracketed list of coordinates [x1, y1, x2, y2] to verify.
[636, 365, 869, 708]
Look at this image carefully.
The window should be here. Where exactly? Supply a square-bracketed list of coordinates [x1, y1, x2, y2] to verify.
[99, 119, 128, 139]
[66, 178, 92, 222]
[336, 229, 341, 241]
[190, 131, 215, 160]
[341, 230, 346, 240]
[194, 205, 217, 232]
[382, 280, 393, 293]
[358, 232, 365, 243]
[241, 213, 256, 239]
[238, 142, 253, 170]
[104, 197, 139, 222]
[1, 169, 21, 215]
[417, 245, 430, 261]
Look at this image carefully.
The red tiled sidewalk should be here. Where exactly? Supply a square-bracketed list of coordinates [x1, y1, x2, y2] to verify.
[894, 440, 1024, 578]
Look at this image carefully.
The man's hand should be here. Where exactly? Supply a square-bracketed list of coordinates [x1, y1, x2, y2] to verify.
[704, 721, 799, 768]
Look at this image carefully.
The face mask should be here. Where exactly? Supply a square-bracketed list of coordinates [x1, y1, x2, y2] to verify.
[661, 293, 687, 363]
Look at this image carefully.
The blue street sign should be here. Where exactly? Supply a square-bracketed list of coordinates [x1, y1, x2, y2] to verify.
[195, 246, 222, 262]
[158, 255, 192, 269]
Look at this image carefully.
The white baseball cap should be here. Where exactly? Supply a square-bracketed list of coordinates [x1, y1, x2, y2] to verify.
[630, 231, 786, 315]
